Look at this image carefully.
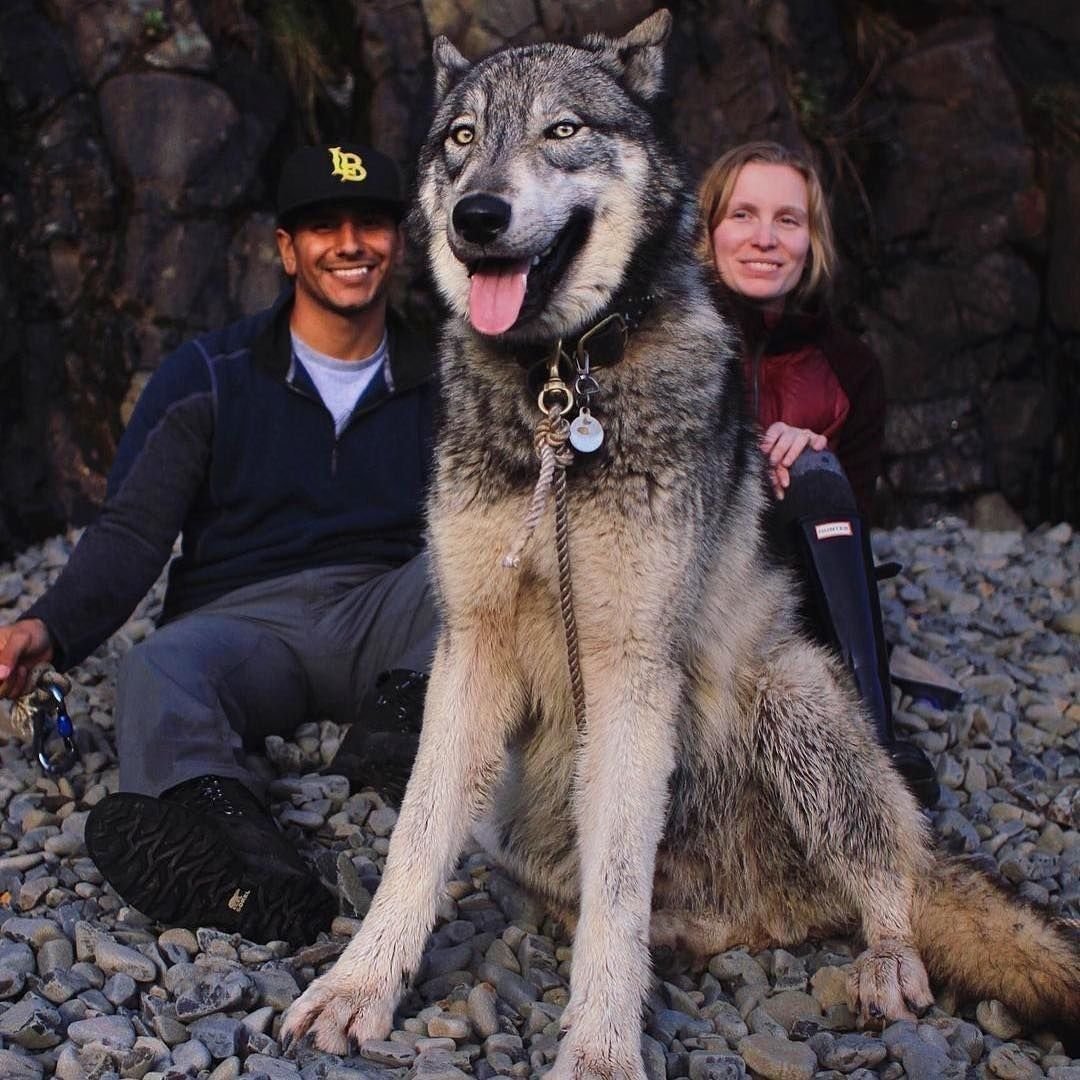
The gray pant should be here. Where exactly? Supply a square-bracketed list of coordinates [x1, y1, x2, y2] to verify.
[115, 556, 437, 796]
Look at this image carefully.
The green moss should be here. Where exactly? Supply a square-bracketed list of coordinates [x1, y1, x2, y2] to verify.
[143, 8, 168, 40]
[787, 71, 829, 139]
[253, 0, 356, 139]
[1028, 83, 1080, 155]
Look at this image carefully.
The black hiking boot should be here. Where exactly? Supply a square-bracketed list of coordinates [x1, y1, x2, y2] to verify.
[887, 740, 941, 811]
[84, 775, 337, 946]
[793, 505, 940, 810]
[325, 669, 428, 803]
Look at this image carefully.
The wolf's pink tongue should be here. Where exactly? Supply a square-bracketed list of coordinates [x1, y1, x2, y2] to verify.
[468, 260, 530, 335]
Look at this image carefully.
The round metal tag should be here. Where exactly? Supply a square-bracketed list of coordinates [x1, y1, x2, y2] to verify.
[569, 410, 604, 453]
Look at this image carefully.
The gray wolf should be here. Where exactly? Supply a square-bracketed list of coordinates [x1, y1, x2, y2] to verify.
[282, 13, 1080, 1073]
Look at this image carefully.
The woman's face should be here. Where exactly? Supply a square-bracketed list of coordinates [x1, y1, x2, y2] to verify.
[710, 162, 811, 307]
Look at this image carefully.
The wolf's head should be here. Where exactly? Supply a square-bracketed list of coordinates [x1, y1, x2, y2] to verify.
[413, 10, 692, 346]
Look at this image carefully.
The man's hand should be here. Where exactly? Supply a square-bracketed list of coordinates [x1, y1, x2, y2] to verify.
[760, 422, 827, 500]
[0, 619, 54, 699]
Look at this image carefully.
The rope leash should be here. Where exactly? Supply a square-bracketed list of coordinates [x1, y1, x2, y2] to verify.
[502, 351, 587, 733]
[501, 414, 567, 569]
[552, 462, 586, 732]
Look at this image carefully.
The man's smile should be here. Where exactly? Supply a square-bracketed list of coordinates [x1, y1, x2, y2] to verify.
[327, 265, 376, 279]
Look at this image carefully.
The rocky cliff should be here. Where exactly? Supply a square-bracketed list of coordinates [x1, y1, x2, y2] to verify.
[1, 0, 1077, 557]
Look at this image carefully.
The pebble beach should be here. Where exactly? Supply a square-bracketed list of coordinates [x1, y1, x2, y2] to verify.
[0, 519, 1077, 1080]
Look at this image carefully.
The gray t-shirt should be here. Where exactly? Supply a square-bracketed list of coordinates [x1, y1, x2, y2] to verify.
[291, 331, 389, 435]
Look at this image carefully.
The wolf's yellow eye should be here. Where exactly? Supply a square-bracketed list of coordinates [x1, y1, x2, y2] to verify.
[449, 124, 474, 146]
[548, 121, 580, 139]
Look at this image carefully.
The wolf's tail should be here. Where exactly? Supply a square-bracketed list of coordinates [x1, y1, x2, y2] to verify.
[912, 855, 1080, 1038]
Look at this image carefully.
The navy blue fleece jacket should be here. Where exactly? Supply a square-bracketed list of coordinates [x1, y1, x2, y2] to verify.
[28, 292, 436, 669]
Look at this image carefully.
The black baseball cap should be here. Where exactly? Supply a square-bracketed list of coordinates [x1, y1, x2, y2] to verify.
[275, 142, 405, 225]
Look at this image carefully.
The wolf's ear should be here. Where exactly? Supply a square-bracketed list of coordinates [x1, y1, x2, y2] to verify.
[432, 36, 471, 105]
[592, 8, 672, 102]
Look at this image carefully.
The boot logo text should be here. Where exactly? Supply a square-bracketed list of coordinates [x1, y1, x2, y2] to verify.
[814, 521, 854, 540]
[227, 888, 251, 912]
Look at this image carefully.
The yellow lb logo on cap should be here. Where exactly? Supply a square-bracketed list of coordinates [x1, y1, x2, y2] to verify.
[328, 146, 367, 182]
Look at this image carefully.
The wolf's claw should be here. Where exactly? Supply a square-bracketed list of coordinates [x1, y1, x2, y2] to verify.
[280, 975, 394, 1055]
[848, 940, 934, 1028]
[548, 1038, 647, 1080]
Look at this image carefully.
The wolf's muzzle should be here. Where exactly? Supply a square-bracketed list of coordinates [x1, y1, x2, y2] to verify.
[452, 193, 512, 245]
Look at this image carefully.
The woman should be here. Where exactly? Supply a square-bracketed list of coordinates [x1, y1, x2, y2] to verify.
[700, 141, 939, 808]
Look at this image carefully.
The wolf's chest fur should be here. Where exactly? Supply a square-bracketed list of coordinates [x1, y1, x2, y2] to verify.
[434, 310, 740, 519]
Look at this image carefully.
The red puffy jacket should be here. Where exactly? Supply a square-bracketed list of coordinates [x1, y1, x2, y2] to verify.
[724, 292, 886, 521]
[748, 344, 850, 449]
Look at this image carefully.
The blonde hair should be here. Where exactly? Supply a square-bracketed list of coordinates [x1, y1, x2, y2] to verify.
[697, 141, 836, 302]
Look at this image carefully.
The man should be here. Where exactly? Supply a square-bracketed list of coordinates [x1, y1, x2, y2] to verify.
[0, 142, 436, 946]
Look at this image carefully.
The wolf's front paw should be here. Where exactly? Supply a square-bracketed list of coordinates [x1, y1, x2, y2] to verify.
[280, 973, 394, 1055]
[847, 939, 934, 1028]
[548, 1032, 647, 1080]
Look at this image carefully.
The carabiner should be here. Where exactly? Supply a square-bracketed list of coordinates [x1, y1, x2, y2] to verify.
[32, 684, 79, 775]
[537, 341, 575, 417]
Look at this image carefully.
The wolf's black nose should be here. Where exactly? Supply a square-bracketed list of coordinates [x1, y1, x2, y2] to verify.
[453, 194, 512, 245]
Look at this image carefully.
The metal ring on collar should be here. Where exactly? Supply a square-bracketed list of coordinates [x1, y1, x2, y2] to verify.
[539, 383, 574, 415]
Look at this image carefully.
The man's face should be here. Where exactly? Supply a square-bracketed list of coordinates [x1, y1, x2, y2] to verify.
[276, 202, 404, 319]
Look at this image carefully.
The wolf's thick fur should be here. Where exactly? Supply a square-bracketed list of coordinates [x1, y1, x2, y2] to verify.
[283, 12, 1080, 1073]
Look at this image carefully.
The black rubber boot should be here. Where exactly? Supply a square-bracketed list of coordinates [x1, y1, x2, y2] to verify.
[325, 669, 428, 803]
[85, 775, 337, 946]
[794, 512, 941, 810]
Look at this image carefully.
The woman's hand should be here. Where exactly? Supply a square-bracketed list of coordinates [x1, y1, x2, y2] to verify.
[760, 422, 827, 500]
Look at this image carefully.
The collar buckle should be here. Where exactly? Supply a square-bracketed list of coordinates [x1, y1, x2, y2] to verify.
[575, 312, 628, 371]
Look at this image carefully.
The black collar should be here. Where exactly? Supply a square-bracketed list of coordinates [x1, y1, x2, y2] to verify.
[514, 289, 661, 374]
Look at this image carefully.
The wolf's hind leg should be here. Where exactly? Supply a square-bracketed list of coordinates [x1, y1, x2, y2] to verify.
[752, 641, 935, 1026]
[649, 910, 742, 955]
[282, 631, 523, 1052]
